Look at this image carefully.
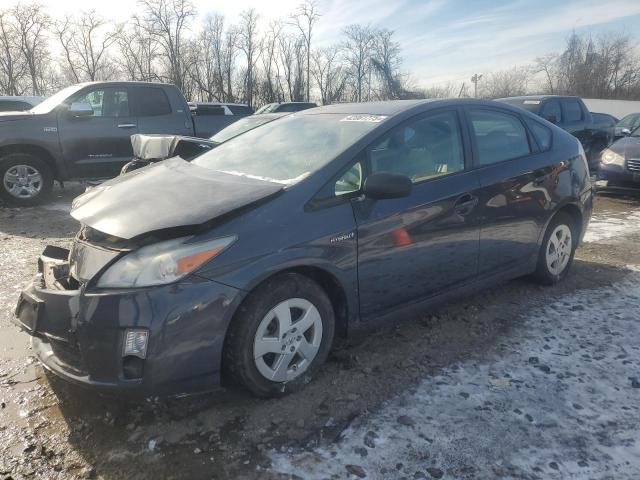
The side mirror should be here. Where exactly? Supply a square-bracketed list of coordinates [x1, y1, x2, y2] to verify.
[544, 114, 558, 124]
[363, 172, 412, 200]
[621, 128, 631, 136]
[68, 102, 93, 117]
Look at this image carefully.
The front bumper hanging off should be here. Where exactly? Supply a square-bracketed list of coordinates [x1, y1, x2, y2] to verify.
[13, 245, 244, 397]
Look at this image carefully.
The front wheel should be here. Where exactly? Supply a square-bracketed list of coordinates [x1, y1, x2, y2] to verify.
[533, 212, 577, 285]
[0, 153, 53, 206]
[223, 273, 335, 397]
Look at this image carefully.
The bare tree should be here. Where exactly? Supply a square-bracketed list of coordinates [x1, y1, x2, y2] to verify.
[56, 11, 119, 82]
[116, 16, 160, 82]
[238, 9, 260, 107]
[12, 3, 51, 95]
[479, 66, 530, 98]
[138, 0, 196, 91]
[370, 28, 416, 99]
[311, 46, 346, 104]
[190, 14, 224, 100]
[342, 24, 374, 102]
[289, 0, 320, 102]
[0, 10, 28, 95]
[258, 20, 284, 104]
[278, 33, 305, 102]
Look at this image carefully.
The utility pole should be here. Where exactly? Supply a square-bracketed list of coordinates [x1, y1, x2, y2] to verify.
[471, 73, 483, 98]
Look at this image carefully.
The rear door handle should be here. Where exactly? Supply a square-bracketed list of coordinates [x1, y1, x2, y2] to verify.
[454, 193, 478, 216]
[117, 123, 137, 128]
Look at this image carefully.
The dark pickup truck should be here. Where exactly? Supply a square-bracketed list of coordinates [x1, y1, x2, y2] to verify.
[497, 95, 609, 169]
[0, 81, 249, 206]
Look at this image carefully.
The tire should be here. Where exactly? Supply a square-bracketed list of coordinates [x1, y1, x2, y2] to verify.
[223, 273, 335, 397]
[0, 153, 53, 206]
[533, 212, 577, 285]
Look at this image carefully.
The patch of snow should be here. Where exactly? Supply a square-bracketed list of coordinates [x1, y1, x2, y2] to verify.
[583, 209, 640, 243]
[269, 270, 640, 479]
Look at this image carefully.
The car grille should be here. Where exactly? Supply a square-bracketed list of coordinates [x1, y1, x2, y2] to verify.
[627, 158, 640, 172]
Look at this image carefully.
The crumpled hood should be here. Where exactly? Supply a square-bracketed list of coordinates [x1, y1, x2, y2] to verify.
[0, 111, 34, 122]
[71, 157, 283, 239]
[609, 136, 640, 159]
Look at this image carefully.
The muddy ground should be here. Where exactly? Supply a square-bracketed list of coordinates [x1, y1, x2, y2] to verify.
[1, 186, 639, 480]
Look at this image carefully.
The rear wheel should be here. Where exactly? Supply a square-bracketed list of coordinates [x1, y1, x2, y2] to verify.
[533, 212, 577, 285]
[0, 153, 53, 206]
[223, 273, 335, 397]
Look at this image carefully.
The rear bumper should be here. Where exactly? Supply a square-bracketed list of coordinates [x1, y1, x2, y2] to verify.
[13, 247, 244, 397]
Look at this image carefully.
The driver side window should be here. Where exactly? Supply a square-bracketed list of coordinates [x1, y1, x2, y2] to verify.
[369, 110, 465, 183]
[73, 88, 130, 117]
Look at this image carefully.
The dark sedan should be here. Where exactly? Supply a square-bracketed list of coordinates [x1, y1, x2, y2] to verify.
[598, 126, 640, 188]
[13, 99, 592, 398]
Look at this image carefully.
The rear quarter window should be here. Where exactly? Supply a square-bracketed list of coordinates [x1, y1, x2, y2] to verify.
[137, 88, 172, 116]
[524, 117, 552, 151]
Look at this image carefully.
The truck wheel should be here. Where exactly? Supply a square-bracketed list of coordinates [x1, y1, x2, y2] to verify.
[223, 273, 335, 397]
[0, 153, 53, 206]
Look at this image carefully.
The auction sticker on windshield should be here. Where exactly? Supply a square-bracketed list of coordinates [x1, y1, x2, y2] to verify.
[341, 115, 388, 122]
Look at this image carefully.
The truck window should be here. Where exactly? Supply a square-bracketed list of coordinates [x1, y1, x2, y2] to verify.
[74, 88, 130, 117]
[562, 99, 583, 123]
[194, 105, 225, 116]
[0, 100, 32, 111]
[540, 101, 561, 124]
[138, 87, 172, 116]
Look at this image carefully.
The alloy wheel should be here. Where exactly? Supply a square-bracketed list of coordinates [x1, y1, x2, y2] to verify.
[3, 164, 43, 199]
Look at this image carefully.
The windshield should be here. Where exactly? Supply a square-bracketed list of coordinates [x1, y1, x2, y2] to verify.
[193, 113, 384, 184]
[255, 103, 277, 114]
[630, 126, 640, 137]
[617, 114, 639, 128]
[30, 84, 86, 114]
[209, 115, 281, 144]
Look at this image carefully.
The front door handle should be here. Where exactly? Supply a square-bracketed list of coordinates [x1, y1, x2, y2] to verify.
[454, 193, 478, 216]
[117, 123, 137, 128]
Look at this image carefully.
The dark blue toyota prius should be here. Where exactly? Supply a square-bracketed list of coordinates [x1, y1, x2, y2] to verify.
[14, 99, 593, 397]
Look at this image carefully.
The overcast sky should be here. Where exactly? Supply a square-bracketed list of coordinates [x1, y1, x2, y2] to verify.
[5, 0, 640, 87]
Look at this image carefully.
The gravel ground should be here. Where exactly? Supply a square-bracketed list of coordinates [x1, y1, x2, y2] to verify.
[1, 186, 640, 480]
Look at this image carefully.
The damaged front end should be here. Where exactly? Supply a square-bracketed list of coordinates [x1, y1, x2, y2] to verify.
[14, 229, 244, 397]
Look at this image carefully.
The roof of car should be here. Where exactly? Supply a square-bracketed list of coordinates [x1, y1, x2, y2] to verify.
[189, 101, 250, 107]
[250, 112, 290, 118]
[0, 95, 44, 104]
[497, 95, 580, 102]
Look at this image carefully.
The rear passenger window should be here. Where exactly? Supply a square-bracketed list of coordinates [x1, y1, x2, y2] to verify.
[468, 109, 531, 165]
[369, 110, 465, 182]
[524, 117, 552, 151]
[138, 88, 171, 116]
[562, 99, 583, 123]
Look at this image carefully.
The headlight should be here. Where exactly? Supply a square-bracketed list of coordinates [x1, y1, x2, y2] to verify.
[600, 148, 625, 166]
[96, 235, 236, 288]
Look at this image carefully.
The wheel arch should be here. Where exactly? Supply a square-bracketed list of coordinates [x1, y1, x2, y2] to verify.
[0, 144, 59, 178]
[226, 265, 352, 341]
